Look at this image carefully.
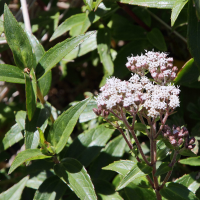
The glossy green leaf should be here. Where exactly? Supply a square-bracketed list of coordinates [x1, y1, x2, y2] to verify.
[54, 158, 97, 200]
[124, 182, 156, 200]
[102, 160, 136, 176]
[157, 140, 170, 160]
[50, 97, 91, 154]
[147, 28, 167, 51]
[0, 124, 23, 151]
[36, 31, 96, 80]
[83, 0, 93, 10]
[97, 28, 114, 75]
[179, 156, 200, 166]
[0, 176, 29, 200]
[179, 147, 197, 157]
[25, 104, 51, 150]
[66, 124, 114, 167]
[116, 0, 177, 8]
[8, 149, 52, 174]
[116, 162, 152, 190]
[15, 110, 26, 130]
[171, 0, 188, 26]
[0, 19, 4, 34]
[160, 182, 198, 200]
[33, 175, 67, 200]
[50, 13, 86, 41]
[175, 172, 200, 193]
[174, 58, 200, 88]
[89, 135, 127, 180]
[188, 0, 200, 68]
[25, 69, 37, 121]
[0, 64, 25, 84]
[155, 162, 171, 177]
[4, 4, 36, 70]
[108, 14, 146, 41]
[63, 31, 97, 63]
[95, 0, 103, 10]
[93, 179, 123, 200]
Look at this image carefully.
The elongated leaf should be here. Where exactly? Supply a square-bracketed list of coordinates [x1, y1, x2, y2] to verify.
[97, 28, 114, 75]
[25, 69, 37, 121]
[157, 140, 170, 160]
[175, 172, 200, 193]
[0, 124, 23, 151]
[179, 156, 200, 166]
[15, 110, 26, 130]
[8, 149, 52, 174]
[33, 175, 67, 200]
[147, 28, 167, 51]
[124, 182, 156, 200]
[95, 0, 103, 10]
[194, 0, 200, 20]
[0, 64, 25, 83]
[0, 19, 4, 35]
[188, 0, 200, 68]
[116, 162, 152, 190]
[155, 162, 171, 177]
[116, 0, 177, 8]
[4, 4, 36, 70]
[93, 179, 123, 200]
[179, 148, 197, 157]
[103, 160, 136, 176]
[36, 31, 95, 80]
[25, 104, 51, 150]
[89, 135, 127, 180]
[171, 0, 188, 26]
[50, 13, 86, 41]
[66, 124, 114, 167]
[49, 97, 91, 154]
[0, 176, 29, 200]
[54, 158, 97, 200]
[160, 182, 198, 200]
[83, 0, 93, 10]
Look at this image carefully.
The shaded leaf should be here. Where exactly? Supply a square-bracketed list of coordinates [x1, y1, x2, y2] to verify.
[4, 4, 36, 70]
[157, 140, 170, 160]
[33, 175, 67, 200]
[0, 176, 29, 200]
[194, 0, 200, 20]
[49, 97, 91, 154]
[0, 19, 4, 35]
[15, 110, 26, 130]
[83, 0, 93, 10]
[160, 182, 198, 200]
[0, 64, 25, 84]
[147, 28, 167, 51]
[54, 158, 97, 200]
[8, 149, 52, 174]
[179, 148, 197, 157]
[95, 0, 103, 10]
[179, 156, 200, 166]
[155, 162, 171, 177]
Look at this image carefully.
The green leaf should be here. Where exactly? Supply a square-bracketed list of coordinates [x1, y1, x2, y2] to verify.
[194, 0, 200, 20]
[134, 123, 149, 135]
[89, 135, 127, 180]
[116, 162, 152, 190]
[4, 4, 36, 70]
[179, 147, 197, 157]
[83, 0, 93, 10]
[25, 69, 37, 121]
[179, 156, 200, 166]
[160, 182, 198, 200]
[124, 182, 156, 200]
[66, 124, 114, 167]
[0, 176, 29, 200]
[103, 160, 136, 176]
[175, 172, 200, 193]
[63, 31, 97, 63]
[15, 110, 26, 130]
[54, 158, 97, 200]
[171, 0, 188, 26]
[157, 140, 170, 160]
[49, 97, 91, 154]
[33, 175, 67, 200]
[174, 58, 200, 88]
[0, 64, 25, 84]
[188, 0, 200, 68]
[147, 28, 167, 51]
[8, 149, 52, 174]
[115, 0, 177, 8]
[97, 28, 114, 75]
[50, 13, 86, 41]
[155, 162, 171, 177]
[93, 179, 123, 200]
[25, 104, 51, 150]
[0, 19, 4, 35]
[95, 0, 103, 10]
[132, 7, 151, 26]
[36, 31, 96, 80]
[0, 124, 23, 151]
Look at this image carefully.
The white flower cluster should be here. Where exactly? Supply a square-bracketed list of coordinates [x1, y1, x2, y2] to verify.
[126, 51, 178, 85]
[96, 74, 180, 118]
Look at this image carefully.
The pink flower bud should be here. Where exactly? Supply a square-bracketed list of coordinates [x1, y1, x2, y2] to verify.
[170, 139, 177, 146]
[93, 108, 100, 116]
[126, 62, 131, 70]
[167, 57, 173, 62]
[170, 72, 176, 80]
[151, 72, 158, 79]
[167, 63, 173, 68]
[160, 66, 167, 71]
[189, 137, 195, 145]
[134, 97, 140, 105]
[178, 138, 183, 146]
[131, 65, 136, 71]
[158, 73, 164, 80]
[172, 66, 178, 72]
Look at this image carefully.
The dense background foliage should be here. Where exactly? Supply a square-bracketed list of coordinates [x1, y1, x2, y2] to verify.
[0, 0, 200, 199]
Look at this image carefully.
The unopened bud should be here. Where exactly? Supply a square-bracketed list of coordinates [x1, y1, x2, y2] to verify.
[189, 137, 195, 145]
[169, 135, 176, 140]
[173, 130, 178, 138]
[167, 57, 173, 62]
[131, 65, 136, 71]
[167, 63, 173, 68]
[170, 139, 177, 146]
[160, 66, 167, 71]
[172, 66, 178, 72]
[158, 73, 164, 80]
[151, 72, 158, 79]
[93, 108, 100, 116]
[176, 126, 181, 131]
[178, 131, 184, 138]
[170, 72, 176, 80]
[183, 130, 189, 137]
[178, 138, 183, 146]
[187, 145, 193, 150]
[126, 62, 131, 69]
[134, 97, 140, 105]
